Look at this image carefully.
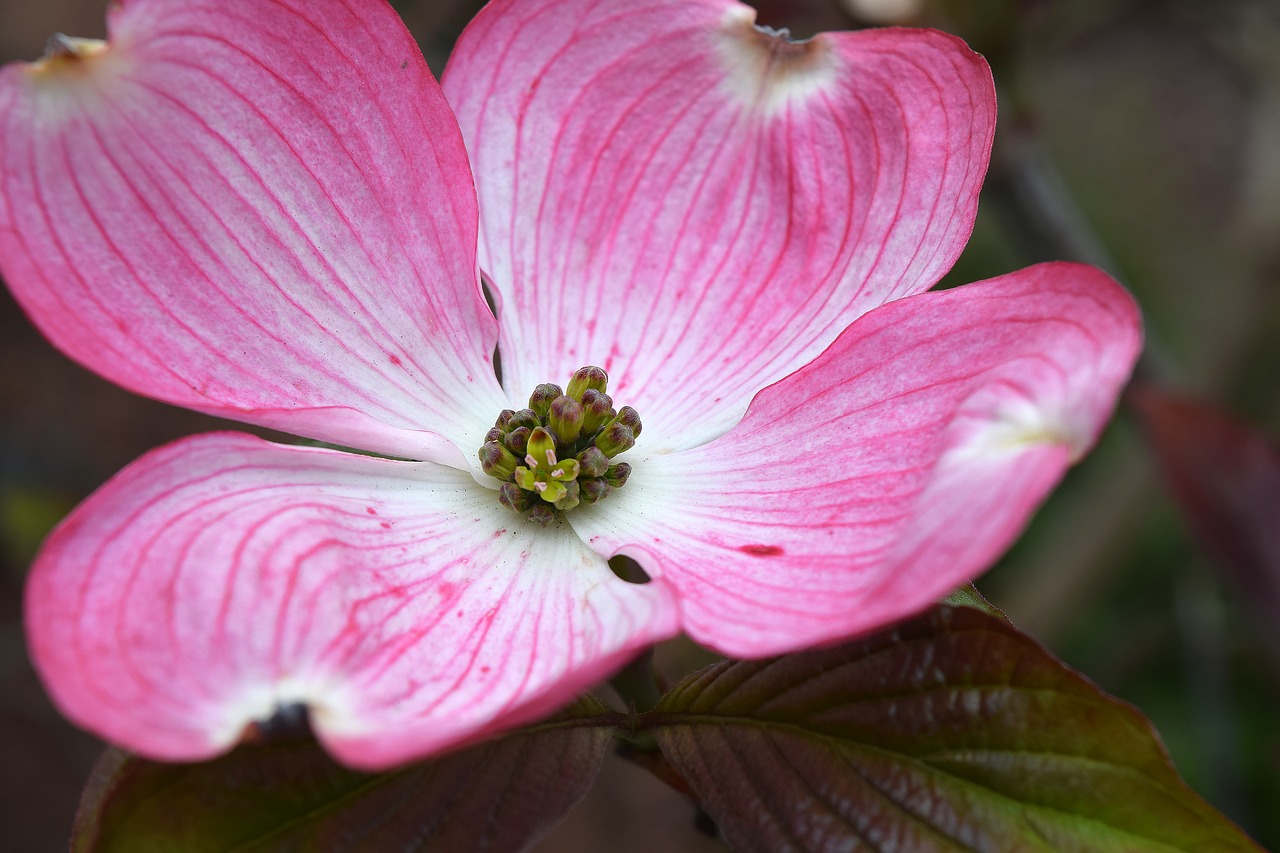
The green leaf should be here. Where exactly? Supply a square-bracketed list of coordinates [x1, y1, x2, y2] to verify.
[73, 697, 617, 852]
[642, 606, 1262, 853]
[941, 582, 1008, 620]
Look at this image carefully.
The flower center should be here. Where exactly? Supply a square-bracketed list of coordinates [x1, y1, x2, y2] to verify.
[478, 366, 639, 526]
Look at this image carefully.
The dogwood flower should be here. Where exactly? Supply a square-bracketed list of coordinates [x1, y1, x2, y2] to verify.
[0, 0, 1140, 770]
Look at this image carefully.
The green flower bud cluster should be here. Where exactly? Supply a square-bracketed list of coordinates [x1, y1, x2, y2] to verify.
[479, 366, 639, 526]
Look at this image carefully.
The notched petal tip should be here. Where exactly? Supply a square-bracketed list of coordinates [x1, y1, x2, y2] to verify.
[43, 33, 107, 59]
[239, 701, 313, 745]
[204, 674, 344, 759]
[13, 30, 128, 122]
[29, 33, 109, 75]
[716, 9, 838, 115]
[749, 24, 813, 47]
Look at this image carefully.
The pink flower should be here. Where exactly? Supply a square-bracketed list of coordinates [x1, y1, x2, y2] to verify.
[0, 0, 1140, 770]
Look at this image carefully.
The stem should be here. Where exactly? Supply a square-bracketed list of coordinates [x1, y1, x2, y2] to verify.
[608, 645, 664, 753]
[609, 646, 663, 714]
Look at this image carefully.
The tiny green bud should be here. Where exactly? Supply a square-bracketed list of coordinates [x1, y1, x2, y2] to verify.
[508, 408, 540, 432]
[484, 427, 505, 445]
[528, 383, 562, 420]
[553, 479, 581, 511]
[566, 365, 608, 401]
[494, 409, 516, 429]
[576, 446, 609, 478]
[580, 389, 614, 435]
[580, 477, 611, 503]
[549, 395, 585, 444]
[499, 482, 533, 512]
[527, 504, 556, 527]
[595, 422, 635, 458]
[603, 462, 631, 488]
[479, 441, 519, 480]
[505, 426, 531, 455]
[611, 406, 642, 438]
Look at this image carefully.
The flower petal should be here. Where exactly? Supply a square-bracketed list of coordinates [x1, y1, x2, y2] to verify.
[444, 0, 994, 449]
[569, 263, 1141, 657]
[26, 433, 677, 770]
[0, 0, 505, 464]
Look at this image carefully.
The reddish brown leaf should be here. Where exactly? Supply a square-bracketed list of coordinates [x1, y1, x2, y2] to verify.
[1132, 386, 1280, 660]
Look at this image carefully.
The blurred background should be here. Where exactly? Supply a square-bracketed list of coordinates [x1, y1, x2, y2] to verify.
[1, 0, 1277, 849]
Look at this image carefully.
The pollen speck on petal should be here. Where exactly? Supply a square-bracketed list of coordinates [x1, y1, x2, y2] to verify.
[739, 544, 785, 557]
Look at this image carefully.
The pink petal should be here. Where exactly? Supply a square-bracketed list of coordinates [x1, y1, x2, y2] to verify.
[444, 0, 994, 449]
[0, 0, 505, 464]
[569, 263, 1141, 657]
[27, 433, 677, 770]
